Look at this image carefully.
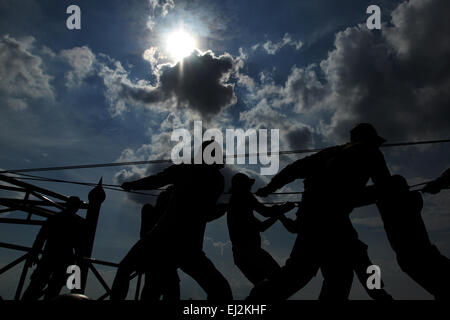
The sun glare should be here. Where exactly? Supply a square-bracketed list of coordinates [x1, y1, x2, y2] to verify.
[166, 30, 196, 62]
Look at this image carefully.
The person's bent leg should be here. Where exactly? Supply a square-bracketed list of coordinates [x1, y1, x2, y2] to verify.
[247, 255, 319, 302]
[181, 251, 233, 302]
[319, 258, 354, 301]
[111, 240, 146, 300]
[352, 240, 393, 300]
[22, 258, 52, 301]
[45, 264, 69, 300]
[162, 270, 181, 302]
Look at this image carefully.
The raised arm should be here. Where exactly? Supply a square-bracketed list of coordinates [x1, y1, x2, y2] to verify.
[207, 203, 228, 222]
[256, 156, 313, 197]
[353, 185, 378, 208]
[122, 165, 177, 191]
[256, 147, 342, 197]
[258, 216, 279, 232]
[370, 149, 391, 187]
[279, 215, 298, 234]
[252, 195, 296, 218]
[423, 168, 450, 194]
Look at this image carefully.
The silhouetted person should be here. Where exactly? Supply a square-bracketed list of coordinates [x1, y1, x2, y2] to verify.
[112, 140, 232, 301]
[279, 212, 393, 300]
[139, 187, 180, 301]
[227, 173, 295, 285]
[376, 175, 450, 300]
[22, 196, 87, 300]
[248, 123, 391, 301]
[423, 168, 450, 194]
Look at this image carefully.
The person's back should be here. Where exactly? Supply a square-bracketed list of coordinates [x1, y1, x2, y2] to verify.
[228, 192, 263, 249]
[423, 168, 450, 194]
[140, 186, 174, 238]
[377, 175, 450, 300]
[44, 213, 85, 260]
[305, 143, 388, 203]
[377, 177, 432, 256]
[149, 163, 224, 254]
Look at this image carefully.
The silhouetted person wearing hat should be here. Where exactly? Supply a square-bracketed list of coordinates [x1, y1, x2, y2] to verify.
[423, 168, 450, 194]
[248, 123, 391, 301]
[22, 196, 87, 300]
[112, 140, 232, 301]
[227, 173, 295, 285]
[139, 186, 180, 301]
[376, 175, 450, 300]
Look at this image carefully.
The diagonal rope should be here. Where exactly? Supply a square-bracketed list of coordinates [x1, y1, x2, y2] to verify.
[0, 138, 449, 174]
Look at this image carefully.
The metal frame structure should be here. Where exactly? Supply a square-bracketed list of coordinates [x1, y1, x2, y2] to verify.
[0, 173, 141, 300]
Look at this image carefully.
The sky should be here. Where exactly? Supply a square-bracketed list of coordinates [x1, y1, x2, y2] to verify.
[0, 0, 449, 300]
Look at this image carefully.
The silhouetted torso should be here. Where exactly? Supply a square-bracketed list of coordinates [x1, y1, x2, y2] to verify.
[140, 188, 173, 238]
[377, 190, 432, 256]
[273, 143, 390, 240]
[141, 164, 224, 254]
[227, 192, 264, 249]
[42, 213, 85, 261]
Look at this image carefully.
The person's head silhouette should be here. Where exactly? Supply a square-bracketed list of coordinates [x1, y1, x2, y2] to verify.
[64, 196, 82, 215]
[231, 173, 255, 193]
[350, 123, 386, 146]
[388, 175, 409, 194]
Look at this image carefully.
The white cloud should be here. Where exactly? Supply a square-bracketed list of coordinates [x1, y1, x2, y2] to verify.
[253, 33, 303, 55]
[60, 46, 96, 88]
[0, 34, 54, 109]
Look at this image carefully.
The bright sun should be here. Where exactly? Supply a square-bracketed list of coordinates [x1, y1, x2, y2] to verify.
[166, 30, 196, 62]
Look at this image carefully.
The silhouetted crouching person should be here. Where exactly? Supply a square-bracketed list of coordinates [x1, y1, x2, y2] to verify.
[227, 173, 295, 285]
[423, 168, 450, 194]
[248, 123, 391, 301]
[377, 175, 450, 300]
[22, 196, 87, 300]
[112, 140, 232, 301]
[139, 187, 180, 301]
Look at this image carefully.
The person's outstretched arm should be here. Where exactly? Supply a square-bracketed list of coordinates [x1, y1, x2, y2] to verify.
[252, 196, 296, 218]
[207, 203, 228, 222]
[258, 216, 279, 232]
[370, 149, 392, 188]
[255, 156, 313, 197]
[279, 214, 298, 234]
[354, 185, 378, 208]
[423, 168, 450, 194]
[121, 165, 177, 191]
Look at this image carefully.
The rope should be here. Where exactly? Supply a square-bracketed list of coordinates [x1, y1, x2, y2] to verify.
[0, 138, 449, 174]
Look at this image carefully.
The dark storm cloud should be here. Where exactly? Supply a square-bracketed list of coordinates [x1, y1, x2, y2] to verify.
[320, 0, 450, 142]
[285, 126, 314, 150]
[239, 99, 315, 152]
[120, 50, 237, 118]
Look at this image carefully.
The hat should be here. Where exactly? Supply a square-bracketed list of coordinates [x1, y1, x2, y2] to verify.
[350, 123, 386, 145]
[231, 173, 255, 189]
